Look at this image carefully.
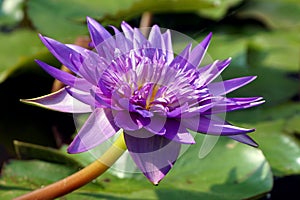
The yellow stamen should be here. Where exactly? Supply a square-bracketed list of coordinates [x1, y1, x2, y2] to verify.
[146, 84, 160, 109]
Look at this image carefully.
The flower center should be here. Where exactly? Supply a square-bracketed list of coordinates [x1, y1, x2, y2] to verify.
[131, 82, 166, 111]
[146, 83, 160, 109]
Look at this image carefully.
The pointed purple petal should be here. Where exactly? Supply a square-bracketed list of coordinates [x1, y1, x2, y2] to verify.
[225, 99, 265, 112]
[124, 130, 181, 185]
[91, 89, 124, 110]
[133, 27, 149, 49]
[162, 30, 174, 63]
[65, 87, 97, 108]
[70, 53, 98, 85]
[65, 44, 86, 52]
[110, 26, 133, 54]
[163, 119, 195, 144]
[166, 104, 187, 117]
[169, 43, 192, 69]
[229, 97, 265, 103]
[39, 35, 80, 74]
[21, 88, 92, 113]
[180, 100, 217, 118]
[196, 58, 231, 87]
[68, 44, 104, 62]
[143, 116, 195, 144]
[144, 115, 167, 135]
[61, 44, 107, 85]
[35, 60, 92, 91]
[86, 17, 112, 47]
[183, 115, 254, 136]
[121, 21, 134, 41]
[205, 97, 265, 114]
[228, 134, 258, 147]
[68, 108, 119, 153]
[189, 32, 212, 68]
[86, 17, 115, 60]
[208, 76, 257, 96]
[114, 111, 150, 131]
[148, 25, 164, 50]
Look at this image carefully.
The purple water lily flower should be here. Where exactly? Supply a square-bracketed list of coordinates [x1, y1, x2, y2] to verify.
[24, 17, 264, 185]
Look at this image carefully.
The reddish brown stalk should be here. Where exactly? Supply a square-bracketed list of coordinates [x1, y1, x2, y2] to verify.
[14, 134, 126, 200]
[139, 11, 153, 37]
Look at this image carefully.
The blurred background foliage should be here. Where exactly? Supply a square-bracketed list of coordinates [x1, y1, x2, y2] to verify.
[0, 0, 299, 199]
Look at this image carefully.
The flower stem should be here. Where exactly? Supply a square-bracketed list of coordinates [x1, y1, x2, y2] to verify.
[14, 133, 127, 200]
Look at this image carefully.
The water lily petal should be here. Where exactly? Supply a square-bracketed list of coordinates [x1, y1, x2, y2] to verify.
[133, 27, 149, 50]
[87, 16, 111, 43]
[205, 97, 265, 114]
[183, 115, 254, 136]
[68, 108, 119, 153]
[162, 30, 174, 63]
[114, 111, 150, 131]
[65, 44, 88, 54]
[189, 32, 212, 68]
[70, 52, 107, 86]
[144, 115, 167, 135]
[196, 58, 231, 87]
[208, 76, 257, 96]
[65, 87, 98, 108]
[92, 90, 115, 109]
[86, 16, 114, 58]
[148, 25, 164, 50]
[228, 134, 258, 147]
[124, 130, 181, 185]
[180, 100, 216, 118]
[35, 60, 92, 91]
[110, 26, 133, 55]
[21, 88, 92, 113]
[143, 116, 195, 144]
[163, 119, 195, 144]
[167, 103, 189, 118]
[121, 21, 134, 41]
[169, 43, 192, 70]
[117, 97, 152, 117]
[39, 35, 80, 74]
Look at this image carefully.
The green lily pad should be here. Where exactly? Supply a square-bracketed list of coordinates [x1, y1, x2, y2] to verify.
[0, 0, 24, 27]
[227, 66, 298, 106]
[0, 30, 45, 83]
[0, 160, 80, 199]
[1, 135, 273, 199]
[160, 135, 273, 199]
[227, 102, 300, 124]
[197, 0, 243, 20]
[251, 120, 300, 177]
[217, 102, 300, 176]
[0, 48, 71, 156]
[27, 0, 121, 39]
[27, 0, 217, 39]
[14, 140, 83, 169]
[237, 0, 300, 30]
[203, 33, 298, 106]
[204, 33, 248, 67]
[117, 0, 241, 22]
[248, 30, 300, 72]
[284, 115, 300, 136]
